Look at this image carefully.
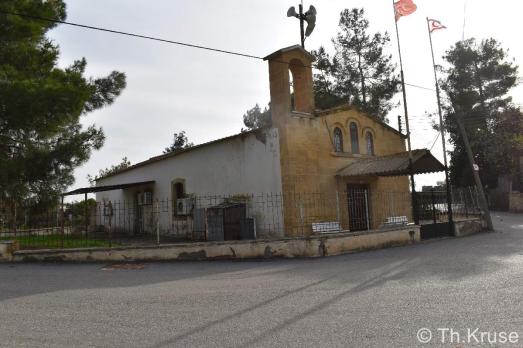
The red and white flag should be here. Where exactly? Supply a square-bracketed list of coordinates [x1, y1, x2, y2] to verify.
[428, 19, 447, 32]
[394, 0, 417, 21]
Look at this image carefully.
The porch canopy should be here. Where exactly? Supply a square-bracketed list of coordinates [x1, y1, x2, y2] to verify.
[62, 181, 155, 196]
[337, 149, 445, 177]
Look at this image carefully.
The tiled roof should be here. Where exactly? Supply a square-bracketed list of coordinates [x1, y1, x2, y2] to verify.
[337, 149, 445, 177]
[63, 181, 155, 196]
[95, 129, 261, 181]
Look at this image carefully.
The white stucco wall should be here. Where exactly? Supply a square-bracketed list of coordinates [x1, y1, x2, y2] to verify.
[95, 128, 283, 238]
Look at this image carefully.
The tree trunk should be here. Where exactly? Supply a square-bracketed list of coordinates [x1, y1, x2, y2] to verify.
[473, 62, 486, 105]
[456, 112, 494, 231]
[358, 54, 367, 109]
[473, 62, 489, 131]
[322, 72, 331, 94]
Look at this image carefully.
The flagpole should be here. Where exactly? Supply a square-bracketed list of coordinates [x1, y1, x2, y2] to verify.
[393, 0, 419, 225]
[426, 18, 454, 233]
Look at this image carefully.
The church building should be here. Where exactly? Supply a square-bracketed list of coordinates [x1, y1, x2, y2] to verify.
[83, 45, 444, 238]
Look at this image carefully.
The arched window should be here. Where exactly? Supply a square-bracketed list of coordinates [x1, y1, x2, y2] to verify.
[173, 182, 185, 199]
[333, 127, 343, 153]
[289, 70, 295, 111]
[172, 179, 186, 217]
[289, 58, 312, 113]
[366, 132, 375, 156]
[350, 122, 360, 154]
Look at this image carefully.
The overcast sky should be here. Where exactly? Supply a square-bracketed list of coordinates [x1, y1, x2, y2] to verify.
[47, 0, 523, 195]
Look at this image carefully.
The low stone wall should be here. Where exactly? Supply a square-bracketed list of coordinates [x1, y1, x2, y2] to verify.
[510, 192, 523, 213]
[323, 228, 418, 255]
[8, 226, 420, 263]
[453, 217, 487, 237]
[0, 241, 19, 262]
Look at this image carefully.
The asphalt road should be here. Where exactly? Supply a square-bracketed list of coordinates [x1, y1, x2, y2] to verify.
[1, 212, 522, 348]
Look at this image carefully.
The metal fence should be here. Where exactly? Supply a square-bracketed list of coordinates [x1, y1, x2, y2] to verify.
[0, 187, 483, 250]
[416, 187, 482, 224]
[0, 194, 285, 249]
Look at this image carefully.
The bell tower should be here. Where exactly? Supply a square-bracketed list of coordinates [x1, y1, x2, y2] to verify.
[264, 45, 316, 128]
[263, 46, 321, 235]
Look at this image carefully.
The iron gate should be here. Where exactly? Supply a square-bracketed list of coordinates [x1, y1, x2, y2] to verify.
[417, 190, 453, 240]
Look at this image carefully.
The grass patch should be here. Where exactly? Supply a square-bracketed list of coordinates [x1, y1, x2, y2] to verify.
[0, 234, 112, 250]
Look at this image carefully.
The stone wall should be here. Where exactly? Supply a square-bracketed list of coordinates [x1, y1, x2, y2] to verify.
[453, 218, 487, 237]
[0, 241, 19, 262]
[8, 226, 420, 263]
[266, 46, 410, 236]
[510, 192, 523, 213]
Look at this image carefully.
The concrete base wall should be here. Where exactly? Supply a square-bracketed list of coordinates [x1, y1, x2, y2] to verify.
[0, 241, 19, 262]
[510, 192, 523, 213]
[8, 227, 420, 263]
[454, 218, 487, 237]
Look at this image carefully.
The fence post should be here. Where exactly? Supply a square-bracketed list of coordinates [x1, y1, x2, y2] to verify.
[60, 196, 64, 249]
[299, 200, 304, 230]
[108, 201, 113, 248]
[431, 189, 437, 224]
[389, 192, 395, 218]
[156, 200, 160, 245]
[463, 189, 469, 218]
[364, 189, 370, 231]
[13, 201, 17, 238]
[84, 192, 88, 238]
[469, 186, 478, 214]
[336, 191, 340, 223]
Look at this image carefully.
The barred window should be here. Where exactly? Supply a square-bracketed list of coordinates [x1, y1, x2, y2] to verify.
[350, 122, 360, 154]
[333, 127, 343, 153]
[366, 132, 375, 156]
[172, 180, 186, 217]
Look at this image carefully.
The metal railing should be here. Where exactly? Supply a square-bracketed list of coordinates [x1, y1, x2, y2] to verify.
[415, 187, 482, 224]
[0, 187, 482, 250]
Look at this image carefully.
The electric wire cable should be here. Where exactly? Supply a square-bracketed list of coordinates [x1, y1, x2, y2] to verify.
[0, 10, 265, 61]
[429, 133, 440, 151]
[1, 10, 441, 93]
[7, 8, 518, 141]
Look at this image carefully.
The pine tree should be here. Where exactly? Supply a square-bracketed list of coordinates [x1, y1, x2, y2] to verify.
[310, 47, 343, 110]
[242, 104, 271, 131]
[0, 1, 126, 206]
[313, 8, 400, 121]
[441, 38, 523, 187]
[87, 157, 131, 185]
[163, 131, 193, 154]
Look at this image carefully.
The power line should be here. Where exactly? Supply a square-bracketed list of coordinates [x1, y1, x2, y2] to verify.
[366, 75, 437, 92]
[429, 133, 440, 151]
[405, 83, 435, 92]
[0, 10, 264, 61]
[2, 9, 442, 94]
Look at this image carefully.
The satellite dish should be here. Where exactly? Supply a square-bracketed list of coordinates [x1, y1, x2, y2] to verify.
[287, 6, 298, 18]
[304, 5, 317, 37]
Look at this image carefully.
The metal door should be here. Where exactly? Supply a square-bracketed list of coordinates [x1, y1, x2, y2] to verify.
[206, 209, 224, 241]
[347, 185, 370, 231]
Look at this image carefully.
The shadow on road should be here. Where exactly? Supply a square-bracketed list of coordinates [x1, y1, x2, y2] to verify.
[148, 212, 523, 347]
[0, 213, 521, 319]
